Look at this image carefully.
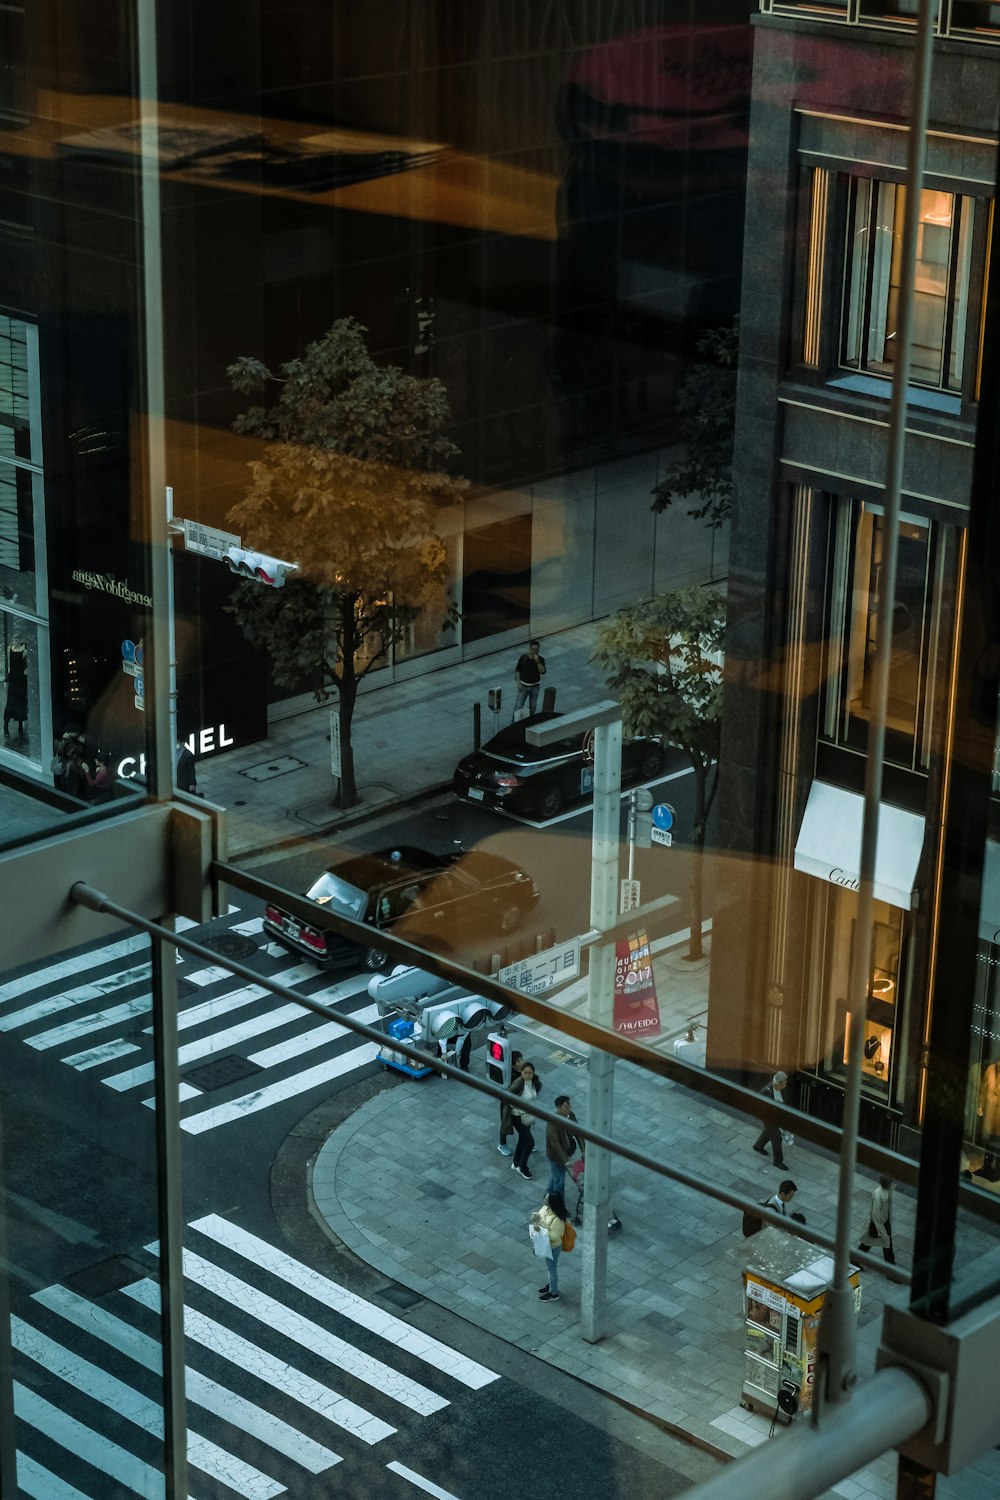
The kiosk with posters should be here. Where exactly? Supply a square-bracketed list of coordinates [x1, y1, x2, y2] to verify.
[741, 1230, 861, 1420]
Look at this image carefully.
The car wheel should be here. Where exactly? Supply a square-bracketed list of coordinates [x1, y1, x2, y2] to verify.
[498, 903, 522, 935]
[638, 744, 663, 779]
[536, 786, 562, 820]
[364, 946, 390, 973]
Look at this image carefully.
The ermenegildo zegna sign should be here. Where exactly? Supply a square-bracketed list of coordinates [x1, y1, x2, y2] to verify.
[793, 781, 925, 912]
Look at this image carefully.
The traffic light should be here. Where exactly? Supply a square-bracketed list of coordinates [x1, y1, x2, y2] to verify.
[367, 967, 453, 1017]
[224, 545, 299, 588]
[419, 999, 464, 1044]
[486, 1032, 514, 1087]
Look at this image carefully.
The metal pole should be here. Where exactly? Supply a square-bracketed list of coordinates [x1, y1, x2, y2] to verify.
[681, 1367, 931, 1500]
[581, 716, 622, 1342]
[628, 790, 637, 883]
[814, 0, 938, 1417]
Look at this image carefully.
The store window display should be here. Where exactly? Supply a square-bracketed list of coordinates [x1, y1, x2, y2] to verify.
[3, 639, 27, 737]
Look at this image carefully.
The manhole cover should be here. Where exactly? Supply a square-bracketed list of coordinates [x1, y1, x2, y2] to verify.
[240, 756, 306, 783]
[201, 934, 259, 961]
[64, 1256, 150, 1298]
[183, 1054, 263, 1091]
[377, 1282, 423, 1310]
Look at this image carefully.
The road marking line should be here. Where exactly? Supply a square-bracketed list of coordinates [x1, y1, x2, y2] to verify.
[141, 1081, 201, 1108]
[146, 961, 321, 1034]
[35, 1284, 341, 1473]
[62, 1039, 141, 1071]
[26, 994, 152, 1050]
[248, 1002, 379, 1067]
[231, 917, 264, 935]
[387, 1460, 463, 1499]
[145, 1243, 448, 1416]
[192, 1215, 500, 1390]
[178, 1041, 381, 1133]
[17, 1451, 94, 1500]
[0, 936, 146, 1004]
[0, 964, 151, 1032]
[12, 1318, 282, 1498]
[124, 1277, 394, 1445]
[14, 1382, 163, 1499]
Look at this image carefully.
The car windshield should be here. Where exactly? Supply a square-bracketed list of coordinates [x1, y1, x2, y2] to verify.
[305, 872, 368, 918]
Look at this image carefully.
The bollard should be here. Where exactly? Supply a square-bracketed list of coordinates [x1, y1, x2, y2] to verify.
[473, 701, 481, 750]
[542, 685, 556, 713]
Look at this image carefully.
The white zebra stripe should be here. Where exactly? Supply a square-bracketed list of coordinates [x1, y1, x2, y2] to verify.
[140, 1081, 201, 1108]
[248, 1002, 378, 1067]
[386, 1461, 463, 1500]
[124, 1277, 394, 1445]
[192, 1214, 500, 1391]
[62, 1039, 141, 1071]
[147, 961, 321, 1035]
[12, 1317, 282, 1499]
[230, 918, 264, 935]
[17, 1452, 94, 1500]
[34, 1284, 340, 1473]
[146, 1244, 448, 1417]
[179, 1041, 380, 1133]
[0, 935, 146, 1004]
[26, 994, 152, 1051]
[0, 964, 150, 1033]
[14, 1380, 163, 1499]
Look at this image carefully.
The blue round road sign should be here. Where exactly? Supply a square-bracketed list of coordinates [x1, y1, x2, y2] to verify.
[651, 802, 675, 832]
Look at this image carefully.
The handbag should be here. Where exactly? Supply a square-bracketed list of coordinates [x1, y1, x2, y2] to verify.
[781, 1130, 795, 1148]
[561, 1219, 576, 1252]
[529, 1223, 553, 1259]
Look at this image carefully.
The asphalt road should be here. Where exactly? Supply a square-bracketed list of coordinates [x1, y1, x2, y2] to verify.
[0, 905, 720, 1500]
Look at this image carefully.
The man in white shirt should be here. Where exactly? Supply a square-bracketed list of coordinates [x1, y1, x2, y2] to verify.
[752, 1069, 789, 1169]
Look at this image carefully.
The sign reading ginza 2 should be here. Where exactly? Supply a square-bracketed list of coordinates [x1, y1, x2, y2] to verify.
[497, 936, 581, 995]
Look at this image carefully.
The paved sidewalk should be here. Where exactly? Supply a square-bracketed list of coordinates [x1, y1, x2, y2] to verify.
[200, 619, 613, 859]
[308, 931, 998, 1500]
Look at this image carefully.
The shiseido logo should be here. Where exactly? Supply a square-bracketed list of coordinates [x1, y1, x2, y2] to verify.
[71, 570, 153, 608]
[828, 867, 861, 892]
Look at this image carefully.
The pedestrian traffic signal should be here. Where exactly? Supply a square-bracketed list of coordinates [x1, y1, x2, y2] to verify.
[224, 545, 299, 588]
[487, 1031, 514, 1087]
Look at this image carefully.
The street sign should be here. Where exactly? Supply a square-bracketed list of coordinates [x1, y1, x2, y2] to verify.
[329, 709, 342, 778]
[652, 802, 675, 831]
[620, 878, 642, 912]
[497, 936, 581, 995]
[182, 519, 241, 560]
[651, 826, 673, 847]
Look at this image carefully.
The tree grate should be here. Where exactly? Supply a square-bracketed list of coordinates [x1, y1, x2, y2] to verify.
[200, 934, 259, 961]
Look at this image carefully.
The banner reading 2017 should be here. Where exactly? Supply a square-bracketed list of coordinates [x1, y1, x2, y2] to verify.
[612, 929, 661, 1036]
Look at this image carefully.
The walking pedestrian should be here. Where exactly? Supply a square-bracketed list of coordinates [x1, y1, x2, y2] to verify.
[545, 1095, 579, 1194]
[532, 1189, 569, 1301]
[752, 1070, 790, 1169]
[858, 1176, 896, 1264]
[498, 1049, 524, 1155]
[509, 1060, 541, 1179]
[512, 639, 546, 719]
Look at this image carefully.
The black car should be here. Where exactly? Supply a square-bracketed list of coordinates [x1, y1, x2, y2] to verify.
[453, 712, 663, 820]
[263, 844, 539, 971]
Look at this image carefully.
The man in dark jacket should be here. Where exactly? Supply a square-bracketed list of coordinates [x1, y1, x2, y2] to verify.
[546, 1095, 579, 1194]
[752, 1070, 789, 1169]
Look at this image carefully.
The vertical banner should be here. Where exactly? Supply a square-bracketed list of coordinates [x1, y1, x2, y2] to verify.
[612, 929, 661, 1036]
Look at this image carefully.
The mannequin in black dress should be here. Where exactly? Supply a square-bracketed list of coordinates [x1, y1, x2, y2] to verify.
[4, 641, 27, 737]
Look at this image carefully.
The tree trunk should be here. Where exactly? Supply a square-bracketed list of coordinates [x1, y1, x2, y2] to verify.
[688, 761, 707, 961]
[334, 599, 360, 808]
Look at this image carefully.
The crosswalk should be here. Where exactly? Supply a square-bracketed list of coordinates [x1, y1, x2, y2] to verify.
[0, 912, 387, 1135]
[12, 1214, 499, 1498]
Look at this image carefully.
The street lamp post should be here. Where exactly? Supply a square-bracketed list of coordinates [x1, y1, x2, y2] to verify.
[527, 700, 622, 1342]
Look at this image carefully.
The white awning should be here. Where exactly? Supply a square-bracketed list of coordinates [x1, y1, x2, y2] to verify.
[793, 781, 925, 911]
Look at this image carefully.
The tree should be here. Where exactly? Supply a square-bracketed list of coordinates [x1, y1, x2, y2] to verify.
[594, 587, 725, 961]
[225, 318, 466, 807]
[650, 321, 738, 528]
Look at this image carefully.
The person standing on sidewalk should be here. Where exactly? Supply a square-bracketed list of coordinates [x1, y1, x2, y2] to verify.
[545, 1095, 579, 1194]
[498, 1049, 524, 1155]
[858, 1176, 896, 1264]
[752, 1070, 790, 1169]
[513, 639, 546, 718]
[532, 1190, 568, 1301]
[509, 1060, 541, 1179]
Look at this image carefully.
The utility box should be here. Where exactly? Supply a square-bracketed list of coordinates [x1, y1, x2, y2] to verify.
[741, 1231, 861, 1420]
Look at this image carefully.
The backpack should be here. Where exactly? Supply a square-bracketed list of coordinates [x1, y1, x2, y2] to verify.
[561, 1219, 576, 1252]
[742, 1199, 771, 1238]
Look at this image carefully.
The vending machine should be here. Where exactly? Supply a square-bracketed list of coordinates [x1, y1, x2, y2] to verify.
[741, 1230, 861, 1420]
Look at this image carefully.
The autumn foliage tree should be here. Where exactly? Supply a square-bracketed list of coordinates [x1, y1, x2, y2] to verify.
[594, 587, 725, 960]
[225, 319, 465, 807]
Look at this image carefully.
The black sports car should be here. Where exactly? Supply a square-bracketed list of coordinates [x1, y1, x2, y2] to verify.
[453, 712, 663, 820]
[263, 844, 539, 971]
